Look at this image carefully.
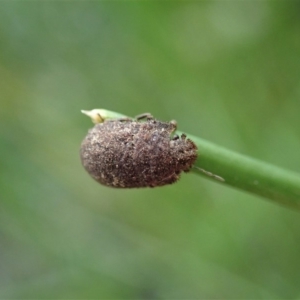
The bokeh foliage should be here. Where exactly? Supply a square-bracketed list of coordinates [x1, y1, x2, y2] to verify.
[1, 1, 300, 298]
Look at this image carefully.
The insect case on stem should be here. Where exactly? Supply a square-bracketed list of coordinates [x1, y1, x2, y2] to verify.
[80, 110, 198, 188]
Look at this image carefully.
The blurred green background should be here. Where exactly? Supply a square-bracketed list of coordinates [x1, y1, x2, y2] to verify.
[1, 1, 300, 299]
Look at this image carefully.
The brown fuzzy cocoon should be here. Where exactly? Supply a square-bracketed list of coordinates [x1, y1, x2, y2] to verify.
[80, 118, 197, 188]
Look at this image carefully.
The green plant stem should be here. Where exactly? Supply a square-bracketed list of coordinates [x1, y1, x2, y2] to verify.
[83, 109, 300, 209]
[184, 133, 300, 209]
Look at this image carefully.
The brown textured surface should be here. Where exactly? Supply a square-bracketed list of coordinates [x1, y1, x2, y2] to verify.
[80, 118, 198, 188]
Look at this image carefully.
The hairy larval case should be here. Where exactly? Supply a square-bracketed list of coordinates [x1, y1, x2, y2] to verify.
[80, 117, 198, 188]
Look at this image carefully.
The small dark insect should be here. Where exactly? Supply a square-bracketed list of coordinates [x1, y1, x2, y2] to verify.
[80, 111, 198, 188]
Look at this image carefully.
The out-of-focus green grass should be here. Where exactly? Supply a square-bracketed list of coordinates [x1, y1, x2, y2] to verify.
[1, 2, 300, 298]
